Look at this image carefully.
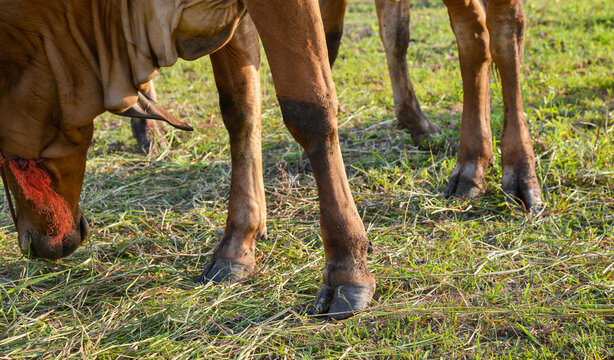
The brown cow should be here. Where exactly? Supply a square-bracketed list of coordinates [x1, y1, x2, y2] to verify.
[322, 0, 542, 208]
[137, 0, 542, 210]
[312, 0, 543, 208]
[0, 0, 374, 319]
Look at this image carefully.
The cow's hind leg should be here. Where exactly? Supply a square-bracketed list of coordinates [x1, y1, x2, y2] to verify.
[199, 16, 266, 283]
[487, 0, 542, 210]
[375, 0, 440, 143]
[246, 0, 375, 319]
[130, 82, 167, 154]
[443, 0, 494, 198]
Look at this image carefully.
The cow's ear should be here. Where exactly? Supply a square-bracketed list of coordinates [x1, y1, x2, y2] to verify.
[112, 92, 193, 131]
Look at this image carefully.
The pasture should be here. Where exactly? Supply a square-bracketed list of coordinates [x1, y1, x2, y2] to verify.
[1, 0, 612, 358]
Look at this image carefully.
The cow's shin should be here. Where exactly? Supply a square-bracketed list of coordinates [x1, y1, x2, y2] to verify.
[487, 0, 542, 210]
[199, 16, 266, 283]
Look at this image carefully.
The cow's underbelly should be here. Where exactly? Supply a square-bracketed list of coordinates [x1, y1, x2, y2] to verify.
[174, 0, 246, 60]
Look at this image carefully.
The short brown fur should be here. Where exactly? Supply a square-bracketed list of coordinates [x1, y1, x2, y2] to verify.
[0, 0, 374, 319]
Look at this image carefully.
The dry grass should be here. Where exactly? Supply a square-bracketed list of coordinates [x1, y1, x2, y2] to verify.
[1, 0, 613, 358]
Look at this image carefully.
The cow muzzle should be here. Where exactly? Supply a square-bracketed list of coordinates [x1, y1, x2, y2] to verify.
[18, 213, 89, 260]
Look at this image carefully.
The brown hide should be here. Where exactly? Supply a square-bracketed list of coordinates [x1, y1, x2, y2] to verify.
[0, 0, 246, 258]
[0, 0, 374, 319]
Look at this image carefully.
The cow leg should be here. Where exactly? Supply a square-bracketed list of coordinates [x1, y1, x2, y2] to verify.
[300, 0, 347, 172]
[375, 0, 440, 143]
[319, 0, 348, 67]
[246, 0, 375, 320]
[487, 0, 542, 210]
[130, 82, 167, 154]
[199, 16, 266, 283]
[443, 0, 494, 198]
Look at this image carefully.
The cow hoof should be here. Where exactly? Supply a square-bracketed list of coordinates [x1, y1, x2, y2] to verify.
[445, 166, 485, 199]
[131, 118, 167, 155]
[198, 259, 252, 284]
[398, 115, 441, 144]
[136, 133, 155, 154]
[309, 284, 375, 320]
[502, 172, 543, 212]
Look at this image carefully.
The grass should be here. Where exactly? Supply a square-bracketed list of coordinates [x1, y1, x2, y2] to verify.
[1, 0, 613, 358]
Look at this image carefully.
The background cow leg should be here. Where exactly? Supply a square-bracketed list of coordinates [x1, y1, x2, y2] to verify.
[246, 0, 375, 320]
[130, 82, 167, 154]
[375, 0, 440, 143]
[319, 0, 348, 67]
[443, 0, 494, 198]
[301, 0, 348, 172]
[487, 0, 542, 210]
[199, 16, 266, 283]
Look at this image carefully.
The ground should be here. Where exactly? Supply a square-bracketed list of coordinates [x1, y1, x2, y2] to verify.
[1, 0, 613, 358]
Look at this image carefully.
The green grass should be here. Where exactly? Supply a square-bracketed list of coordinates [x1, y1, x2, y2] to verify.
[1, 0, 613, 358]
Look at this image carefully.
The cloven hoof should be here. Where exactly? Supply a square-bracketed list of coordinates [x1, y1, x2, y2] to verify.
[397, 115, 441, 145]
[309, 284, 375, 321]
[198, 259, 253, 284]
[502, 174, 544, 213]
[444, 174, 484, 199]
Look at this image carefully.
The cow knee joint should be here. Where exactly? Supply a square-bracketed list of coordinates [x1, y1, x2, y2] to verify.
[218, 88, 259, 135]
[279, 98, 337, 152]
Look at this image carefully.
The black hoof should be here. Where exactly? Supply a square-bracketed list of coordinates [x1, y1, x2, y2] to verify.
[503, 185, 544, 213]
[198, 259, 252, 284]
[445, 173, 484, 199]
[130, 118, 167, 155]
[502, 172, 543, 212]
[445, 180, 484, 199]
[411, 123, 442, 145]
[309, 284, 375, 320]
[398, 114, 441, 145]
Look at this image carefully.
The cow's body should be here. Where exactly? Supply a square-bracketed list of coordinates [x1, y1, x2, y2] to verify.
[0, 0, 374, 319]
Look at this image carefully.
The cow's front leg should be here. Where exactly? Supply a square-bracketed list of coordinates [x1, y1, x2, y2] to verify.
[280, 100, 375, 319]
[376, 0, 440, 143]
[199, 16, 266, 283]
[443, 0, 494, 198]
[246, 0, 375, 319]
[130, 82, 167, 154]
[487, 0, 542, 210]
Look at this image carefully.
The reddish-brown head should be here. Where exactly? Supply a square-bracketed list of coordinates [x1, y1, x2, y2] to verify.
[1, 135, 92, 260]
[1, 93, 190, 260]
[4, 158, 87, 259]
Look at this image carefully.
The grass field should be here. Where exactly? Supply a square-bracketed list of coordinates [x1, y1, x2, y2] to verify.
[1, 0, 613, 358]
